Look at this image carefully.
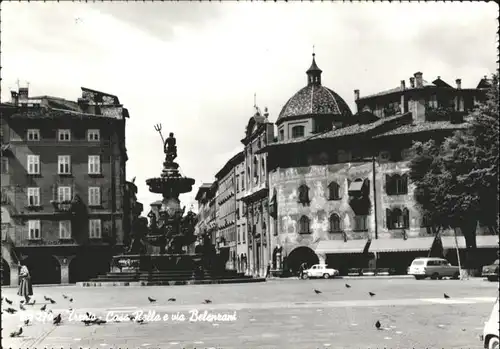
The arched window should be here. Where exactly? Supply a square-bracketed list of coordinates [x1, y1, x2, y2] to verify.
[386, 208, 410, 229]
[386, 174, 408, 195]
[299, 215, 310, 234]
[328, 181, 341, 200]
[297, 184, 310, 204]
[291, 125, 305, 139]
[261, 158, 266, 179]
[247, 166, 251, 187]
[329, 213, 341, 232]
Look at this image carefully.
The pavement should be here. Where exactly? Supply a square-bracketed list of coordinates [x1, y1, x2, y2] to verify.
[1, 278, 497, 348]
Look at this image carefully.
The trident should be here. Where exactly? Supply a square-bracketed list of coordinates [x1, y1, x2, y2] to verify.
[154, 123, 165, 144]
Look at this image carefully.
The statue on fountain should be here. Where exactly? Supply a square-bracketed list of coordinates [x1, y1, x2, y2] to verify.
[164, 132, 177, 163]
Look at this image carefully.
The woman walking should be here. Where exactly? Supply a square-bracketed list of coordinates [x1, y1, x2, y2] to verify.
[17, 263, 33, 304]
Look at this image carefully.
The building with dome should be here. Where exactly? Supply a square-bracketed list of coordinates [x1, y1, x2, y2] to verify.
[261, 54, 496, 276]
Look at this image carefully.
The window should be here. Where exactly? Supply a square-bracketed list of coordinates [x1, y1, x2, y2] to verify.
[58, 129, 71, 141]
[1, 158, 8, 174]
[236, 175, 239, 192]
[28, 220, 41, 239]
[242, 224, 246, 243]
[353, 215, 368, 232]
[88, 187, 101, 206]
[87, 129, 100, 141]
[27, 129, 40, 141]
[386, 208, 410, 229]
[237, 225, 240, 244]
[27, 155, 40, 174]
[241, 172, 245, 191]
[291, 125, 305, 139]
[253, 156, 259, 183]
[328, 181, 341, 200]
[58, 186, 72, 202]
[59, 220, 72, 239]
[89, 219, 102, 238]
[88, 155, 101, 174]
[58, 155, 71, 174]
[386, 174, 408, 195]
[298, 184, 310, 204]
[261, 158, 266, 179]
[329, 214, 342, 232]
[279, 129, 285, 141]
[299, 215, 310, 234]
[27, 187, 40, 206]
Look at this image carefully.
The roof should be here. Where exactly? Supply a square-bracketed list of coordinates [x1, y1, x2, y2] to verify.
[215, 151, 245, 180]
[8, 107, 122, 121]
[369, 237, 435, 253]
[306, 54, 322, 74]
[477, 76, 493, 89]
[277, 84, 352, 124]
[195, 183, 213, 201]
[373, 121, 469, 138]
[359, 79, 437, 100]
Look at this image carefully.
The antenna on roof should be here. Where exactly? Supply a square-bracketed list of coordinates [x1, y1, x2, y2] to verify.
[15, 79, 20, 90]
[254, 92, 257, 108]
[313, 44, 315, 55]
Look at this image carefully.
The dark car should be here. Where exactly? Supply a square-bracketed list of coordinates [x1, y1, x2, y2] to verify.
[482, 259, 499, 282]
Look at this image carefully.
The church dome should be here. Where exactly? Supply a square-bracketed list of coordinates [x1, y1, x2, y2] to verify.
[276, 54, 352, 125]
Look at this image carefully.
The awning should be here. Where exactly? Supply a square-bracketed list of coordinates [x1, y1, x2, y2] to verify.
[442, 235, 499, 249]
[316, 239, 370, 254]
[369, 237, 435, 253]
[348, 181, 364, 192]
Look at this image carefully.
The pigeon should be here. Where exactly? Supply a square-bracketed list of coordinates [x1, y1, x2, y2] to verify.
[44, 296, 50, 301]
[203, 299, 212, 304]
[314, 289, 322, 294]
[127, 314, 136, 321]
[9, 327, 22, 337]
[5, 307, 17, 314]
[20, 303, 26, 311]
[375, 320, 381, 330]
[62, 294, 68, 299]
[20, 300, 25, 304]
[148, 297, 156, 303]
[137, 318, 145, 324]
[30, 299, 36, 306]
[444, 293, 450, 299]
[24, 319, 30, 326]
[5, 298, 13, 305]
[369, 292, 376, 297]
[168, 298, 176, 302]
[53, 313, 62, 325]
[345, 284, 351, 288]
[49, 298, 56, 304]
[68, 307, 73, 311]
[95, 319, 107, 325]
[69, 298, 73, 303]
[40, 304, 47, 311]
[82, 319, 94, 326]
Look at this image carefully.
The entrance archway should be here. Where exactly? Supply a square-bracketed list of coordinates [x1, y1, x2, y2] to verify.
[24, 255, 61, 285]
[286, 246, 319, 274]
[2, 258, 10, 286]
[70, 253, 111, 283]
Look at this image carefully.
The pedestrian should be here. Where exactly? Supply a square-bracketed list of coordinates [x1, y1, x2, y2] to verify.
[266, 263, 271, 278]
[298, 263, 305, 279]
[17, 263, 33, 304]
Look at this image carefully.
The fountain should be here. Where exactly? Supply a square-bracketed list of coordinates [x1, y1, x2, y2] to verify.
[82, 125, 265, 286]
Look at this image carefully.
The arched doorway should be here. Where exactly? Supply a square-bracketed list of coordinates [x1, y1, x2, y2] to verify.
[286, 246, 319, 274]
[24, 255, 60, 285]
[2, 258, 10, 286]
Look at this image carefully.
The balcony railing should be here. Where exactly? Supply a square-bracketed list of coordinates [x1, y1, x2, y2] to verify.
[50, 200, 74, 213]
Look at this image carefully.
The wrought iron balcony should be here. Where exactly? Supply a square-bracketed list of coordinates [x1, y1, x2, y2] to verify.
[51, 200, 74, 212]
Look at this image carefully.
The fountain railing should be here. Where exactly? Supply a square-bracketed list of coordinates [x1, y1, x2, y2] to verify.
[111, 254, 203, 273]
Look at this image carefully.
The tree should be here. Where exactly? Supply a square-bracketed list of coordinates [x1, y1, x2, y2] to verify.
[410, 73, 499, 270]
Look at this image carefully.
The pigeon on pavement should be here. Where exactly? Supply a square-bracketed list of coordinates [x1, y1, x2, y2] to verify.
[314, 289, 322, 294]
[148, 297, 156, 303]
[375, 320, 381, 330]
[444, 293, 450, 299]
[345, 284, 351, 288]
[9, 327, 22, 337]
[369, 292, 376, 297]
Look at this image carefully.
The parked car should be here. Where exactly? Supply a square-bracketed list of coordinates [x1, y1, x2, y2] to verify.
[303, 264, 339, 279]
[482, 259, 499, 282]
[480, 297, 499, 349]
[407, 257, 460, 280]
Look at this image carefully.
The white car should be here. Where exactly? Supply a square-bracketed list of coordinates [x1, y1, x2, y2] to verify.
[480, 297, 499, 349]
[407, 257, 460, 280]
[303, 264, 339, 279]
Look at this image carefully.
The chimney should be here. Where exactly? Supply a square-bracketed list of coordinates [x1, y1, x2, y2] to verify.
[10, 91, 19, 105]
[354, 89, 360, 100]
[414, 72, 423, 88]
[78, 97, 89, 112]
[409, 77, 415, 88]
[263, 107, 269, 119]
[400, 80, 406, 90]
[456, 79, 462, 89]
[18, 87, 29, 101]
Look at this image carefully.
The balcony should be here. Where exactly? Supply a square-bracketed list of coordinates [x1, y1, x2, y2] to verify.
[51, 200, 74, 213]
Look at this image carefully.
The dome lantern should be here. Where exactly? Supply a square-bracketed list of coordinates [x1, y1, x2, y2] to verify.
[306, 53, 322, 86]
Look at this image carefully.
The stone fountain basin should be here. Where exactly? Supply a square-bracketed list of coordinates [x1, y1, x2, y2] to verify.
[146, 176, 195, 194]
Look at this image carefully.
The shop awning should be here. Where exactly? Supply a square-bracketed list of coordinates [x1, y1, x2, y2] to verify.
[369, 237, 435, 253]
[442, 235, 499, 249]
[316, 239, 370, 254]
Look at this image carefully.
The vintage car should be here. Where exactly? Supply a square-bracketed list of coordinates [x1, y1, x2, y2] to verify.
[408, 257, 460, 280]
[303, 264, 339, 279]
[482, 259, 499, 282]
[480, 297, 499, 349]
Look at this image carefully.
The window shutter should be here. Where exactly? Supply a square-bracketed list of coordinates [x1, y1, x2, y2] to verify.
[386, 208, 392, 229]
[402, 174, 408, 194]
[403, 208, 410, 228]
[385, 175, 392, 195]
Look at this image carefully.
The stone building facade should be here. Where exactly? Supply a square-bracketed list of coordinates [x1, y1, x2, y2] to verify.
[241, 107, 275, 277]
[215, 151, 244, 270]
[1, 86, 130, 285]
[263, 55, 495, 275]
[235, 154, 249, 274]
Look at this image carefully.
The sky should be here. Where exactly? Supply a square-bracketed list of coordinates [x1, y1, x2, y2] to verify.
[1, 2, 498, 213]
